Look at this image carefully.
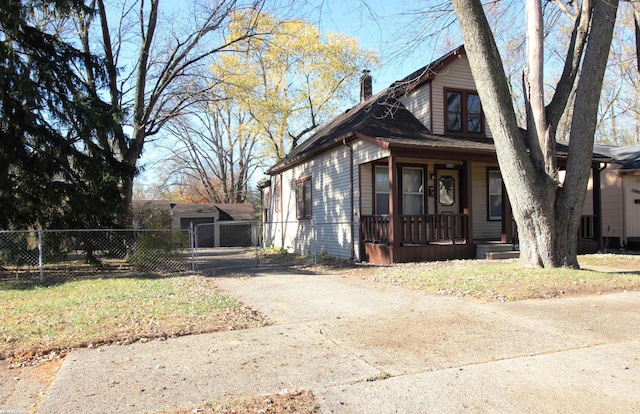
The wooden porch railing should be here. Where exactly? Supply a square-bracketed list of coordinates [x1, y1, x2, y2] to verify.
[361, 214, 594, 245]
[360, 215, 390, 243]
[360, 214, 469, 245]
[578, 215, 596, 239]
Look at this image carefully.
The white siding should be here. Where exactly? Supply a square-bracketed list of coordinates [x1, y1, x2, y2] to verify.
[400, 85, 431, 130]
[471, 162, 502, 239]
[264, 138, 389, 261]
[352, 139, 389, 165]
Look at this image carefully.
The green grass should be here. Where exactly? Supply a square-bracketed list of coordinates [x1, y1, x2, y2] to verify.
[0, 274, 266, 363]
[362, 254, 640, 302]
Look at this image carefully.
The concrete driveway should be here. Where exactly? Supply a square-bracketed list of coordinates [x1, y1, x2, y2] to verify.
[38, 270, 640, 413]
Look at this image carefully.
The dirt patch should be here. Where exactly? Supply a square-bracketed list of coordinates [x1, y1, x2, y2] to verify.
[161, 389, 319, 413]
[0, 359, 61, 413]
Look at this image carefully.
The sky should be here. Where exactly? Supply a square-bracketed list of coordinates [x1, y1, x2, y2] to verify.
[290, 0, 460, 92]
[137, 0, 464, 194]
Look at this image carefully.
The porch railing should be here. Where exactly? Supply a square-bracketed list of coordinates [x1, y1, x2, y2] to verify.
[578, 215, 596, 239]
[360, 214, 469, 245]
[360, 215, 391, 243]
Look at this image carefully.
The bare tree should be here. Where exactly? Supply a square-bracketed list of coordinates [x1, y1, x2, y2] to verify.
[450, 0, 618, 267]
[158, 98, 260, 204]
[76, 0, 267, 225]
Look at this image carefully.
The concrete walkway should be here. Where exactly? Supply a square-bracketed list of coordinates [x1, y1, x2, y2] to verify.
[38, 271, 640, 413]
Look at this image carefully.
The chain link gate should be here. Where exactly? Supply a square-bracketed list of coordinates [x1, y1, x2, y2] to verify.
[193, 221, 261, 274]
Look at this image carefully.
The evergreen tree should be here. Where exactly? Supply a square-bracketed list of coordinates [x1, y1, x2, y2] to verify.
[0, 0, 127, 229]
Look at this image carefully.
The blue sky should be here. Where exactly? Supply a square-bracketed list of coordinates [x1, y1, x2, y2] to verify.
[137, 1, 463, 194]
[292, 0, 461, 92]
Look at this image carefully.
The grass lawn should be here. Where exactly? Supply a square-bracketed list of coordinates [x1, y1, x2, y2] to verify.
[354, 253, 640, 302]
[0, 274, 268, 365]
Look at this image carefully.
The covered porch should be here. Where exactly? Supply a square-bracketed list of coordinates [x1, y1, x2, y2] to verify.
[357, 153, 601, 265]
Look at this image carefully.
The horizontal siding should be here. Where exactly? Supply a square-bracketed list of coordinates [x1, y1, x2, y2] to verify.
[360, 164, 373, 216]
[352, 139, 389, 165]
[471, 162, 501, 239]
[400, 85, 431, 130]
[600, 167, 622, 241]
[264, 139, 389, 261]
[431, 55, 492, 138]
[624, 173, 640, 239]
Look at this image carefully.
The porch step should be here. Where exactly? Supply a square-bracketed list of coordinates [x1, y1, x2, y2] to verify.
[476, 243, 515, 259]
[485, 250, 521, 260]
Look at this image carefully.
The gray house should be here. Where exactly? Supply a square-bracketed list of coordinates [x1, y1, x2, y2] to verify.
[260, 46, 608, 264]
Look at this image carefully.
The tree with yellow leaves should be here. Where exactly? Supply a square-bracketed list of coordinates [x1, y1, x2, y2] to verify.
[212, 11, 379, 162]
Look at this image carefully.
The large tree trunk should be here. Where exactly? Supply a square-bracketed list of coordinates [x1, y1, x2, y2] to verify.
[451, 0, 618, 268]
[555, 0, 619, 267]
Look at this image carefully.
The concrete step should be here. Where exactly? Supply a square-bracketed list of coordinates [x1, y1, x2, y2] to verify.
[476, 243, 515, 259]
[486, 250, 521, 260]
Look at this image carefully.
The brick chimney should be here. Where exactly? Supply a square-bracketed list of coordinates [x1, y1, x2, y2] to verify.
[360, 70, 372, 102]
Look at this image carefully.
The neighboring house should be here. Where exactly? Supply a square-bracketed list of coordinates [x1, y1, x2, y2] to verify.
[588, 145, 640, 250]
[260, 46, 609, 264]
[132, 200, 257, 248]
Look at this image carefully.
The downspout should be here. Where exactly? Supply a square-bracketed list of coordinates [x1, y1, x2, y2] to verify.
[343, 138, 355, 260]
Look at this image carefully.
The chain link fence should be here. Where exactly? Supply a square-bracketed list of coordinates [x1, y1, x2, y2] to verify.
[193, 222, 261, 274]
[1, 219, 353, 282]
[0, 229, 193, 283]
[261, 219, 357, 266]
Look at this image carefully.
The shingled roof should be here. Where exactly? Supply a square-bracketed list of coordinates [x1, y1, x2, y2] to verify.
[132, 201, 256, 221]
[266, 46, 613, 175]
[595, 144, 640, 170]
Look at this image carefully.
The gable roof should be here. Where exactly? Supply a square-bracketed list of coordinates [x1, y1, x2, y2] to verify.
[267, 48, 471, 175]
[213, 203, 256, 221]
[132, 200, 256, 221]
[266, 46, 613, 175]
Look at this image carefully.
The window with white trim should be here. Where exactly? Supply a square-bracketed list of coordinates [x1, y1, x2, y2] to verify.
[403, 167, 424, 215]
[488, 169, 503, 220]
[375, 166, 390, 214]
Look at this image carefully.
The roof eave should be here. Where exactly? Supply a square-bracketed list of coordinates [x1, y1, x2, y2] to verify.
[266, 131, 360, 175]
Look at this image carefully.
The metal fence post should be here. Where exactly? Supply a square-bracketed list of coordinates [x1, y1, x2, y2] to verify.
[190, 223, 195, 271]
[38, 230, 44, 283]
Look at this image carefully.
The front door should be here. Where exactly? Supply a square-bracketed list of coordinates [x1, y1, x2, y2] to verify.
[436, 169, 460, 214]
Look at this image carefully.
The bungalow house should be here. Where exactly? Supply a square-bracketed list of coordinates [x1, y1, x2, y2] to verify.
[260, 46, 607, 265]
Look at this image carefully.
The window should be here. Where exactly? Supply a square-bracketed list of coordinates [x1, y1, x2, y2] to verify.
[296, 177, 312, 219]
[488, 169, 503, 220]
[263, 188, 270, 222]
[446, 90, 483, 134]
[403, 167, 424, 214]
[274, 177, 281, 213]
[375, 166, 390, 214]
[439, 176, 455, 206]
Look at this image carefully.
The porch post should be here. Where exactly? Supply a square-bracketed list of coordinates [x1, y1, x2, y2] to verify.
[501, 183, 513, 243]
[593, 163, 602, 250]
[463, 161, 473, 251]
[388, 155, 401, 250]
